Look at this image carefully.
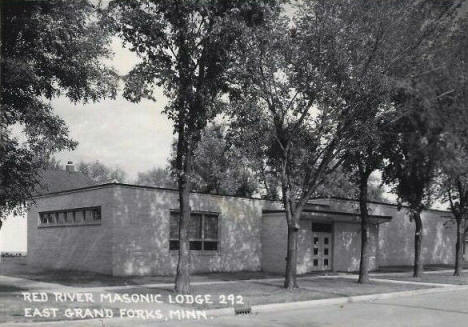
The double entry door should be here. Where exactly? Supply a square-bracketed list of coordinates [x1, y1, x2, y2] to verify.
[311, 222, 333, 271]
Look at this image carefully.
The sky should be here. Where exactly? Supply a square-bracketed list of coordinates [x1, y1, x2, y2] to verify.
[52, 39, 173, 181]
[1, 39, 173, 252]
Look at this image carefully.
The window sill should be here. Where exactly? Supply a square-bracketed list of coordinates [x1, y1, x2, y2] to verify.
[169, 250, 220, 256]
[38, 222, 101, 228]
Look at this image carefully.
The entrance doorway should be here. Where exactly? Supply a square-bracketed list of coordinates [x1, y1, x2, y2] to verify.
[311, 222, 332, 271]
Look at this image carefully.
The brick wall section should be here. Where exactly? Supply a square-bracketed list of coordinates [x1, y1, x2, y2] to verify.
[111, 185, 269, 276]
[27, 187, 114, 274]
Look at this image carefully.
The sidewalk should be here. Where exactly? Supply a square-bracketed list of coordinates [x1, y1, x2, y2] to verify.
[1, 268, 467, 326]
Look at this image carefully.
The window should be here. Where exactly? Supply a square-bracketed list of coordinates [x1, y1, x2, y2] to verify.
[169, 211, 219, 252]
[38, 207, 101, 228]
[312, 223, 332, 233]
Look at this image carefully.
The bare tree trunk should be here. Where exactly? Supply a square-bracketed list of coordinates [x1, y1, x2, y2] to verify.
[454, 217, 464, 276]
[284, 222, 299, 289]
[413, 211, 424, 278]
[175, 131, 193, 294]
[280, 154, 299, 290]
[358, 172, 371, 284]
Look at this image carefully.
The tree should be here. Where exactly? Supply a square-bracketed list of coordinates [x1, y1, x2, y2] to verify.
[382, 0, 466, 278]
[138, 124, 260, 196]
[316, 168, 386, 203]
[136, 167, 177, 189]
[77, 161, 127, 184]
[190, 124, 259, 197]
[298, 0, 399, 283]
[439, 139, 468, 276]
[0, 1, 117, 226]
[228, 9, 353, 289]
[435, 18, 468, 276]
[106, 0, 280, 293]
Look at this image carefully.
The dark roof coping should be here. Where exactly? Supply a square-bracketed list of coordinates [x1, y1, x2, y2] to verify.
[262, 209, 392, 220]
[32, 182, 271, 201]
[312, 196, 451, 214]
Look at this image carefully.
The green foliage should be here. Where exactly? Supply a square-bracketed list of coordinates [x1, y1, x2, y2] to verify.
[136, 167, 177, 189]
[0, 0, 117, 218]
[316, 168, 386, 203]
[106, 0, 279, 136]
[159, 124, 261, 197]
[228, 8, 349, 208]
[381, 1, 466, 212]
[434, 17, 468, 218]
[191, 124, 259, 197]
[77, 161, 127, 184]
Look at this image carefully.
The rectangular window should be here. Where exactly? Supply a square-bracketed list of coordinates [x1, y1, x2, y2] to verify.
[312, 223, 332, 233]
[74, 210, 84, 224]
[57, 212, 65, 225]
[63, 212, 71, 224]
[46, 213, 54, 224]
[92, 208, 101, 221]
[38, 207, 101, 228]
[169, 211, 219, 253]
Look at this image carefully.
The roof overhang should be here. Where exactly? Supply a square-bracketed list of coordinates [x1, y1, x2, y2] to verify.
[262, 209, 392, 224]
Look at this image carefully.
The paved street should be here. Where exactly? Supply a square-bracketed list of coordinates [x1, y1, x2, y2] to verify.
[148, 287, 468, 327]
[3, 287, 468, 327]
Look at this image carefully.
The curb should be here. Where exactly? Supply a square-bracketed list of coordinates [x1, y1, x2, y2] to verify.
[208, 284, 468, 317]
[2, 285, 468, 326]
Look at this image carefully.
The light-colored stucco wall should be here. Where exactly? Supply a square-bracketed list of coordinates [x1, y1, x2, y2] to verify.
[26, 188, 457, 276]
[111, 185, 268, 276]
[261, 213, 287, 273]
[262, 214, 379, 273]
[27, 187, 115, 274]
[312, 199, 457, 267]
[375, 206, 456, 266]
[333, 222, 378, 272]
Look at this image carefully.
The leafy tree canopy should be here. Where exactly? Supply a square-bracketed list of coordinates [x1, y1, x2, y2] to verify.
[0, 0, 118, 218]
[77, 161, 127, 184]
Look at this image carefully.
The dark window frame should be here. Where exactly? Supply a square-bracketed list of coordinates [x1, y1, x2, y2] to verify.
[169, 211, 219, 254]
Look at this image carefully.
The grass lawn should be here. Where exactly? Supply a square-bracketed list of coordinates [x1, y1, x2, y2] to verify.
[0, 287, 186, 323]
[111, 276, 433, 310]
[0, 276, 434, 323]
[0, 262, 284, 288]
[372, 273, 468, 285]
